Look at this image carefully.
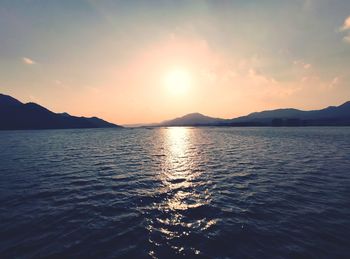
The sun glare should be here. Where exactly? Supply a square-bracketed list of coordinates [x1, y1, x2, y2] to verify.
[164, 69, 191, 94]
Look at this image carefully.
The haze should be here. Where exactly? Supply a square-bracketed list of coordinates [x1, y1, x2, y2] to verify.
[1, 0, 350, 124]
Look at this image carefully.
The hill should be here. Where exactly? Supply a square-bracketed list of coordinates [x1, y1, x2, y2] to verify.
[0, 93, 121, 130]
[159, 113, 229, 126]
[157, 101, 350, 127]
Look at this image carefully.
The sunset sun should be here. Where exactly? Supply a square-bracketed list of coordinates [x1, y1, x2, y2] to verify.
[164, 69, 191, 95]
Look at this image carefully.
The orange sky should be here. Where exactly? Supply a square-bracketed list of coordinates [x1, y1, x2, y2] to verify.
[1, 1, 350, 124]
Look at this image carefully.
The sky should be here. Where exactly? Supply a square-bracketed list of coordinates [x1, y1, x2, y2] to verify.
[0, 0, 350, 124]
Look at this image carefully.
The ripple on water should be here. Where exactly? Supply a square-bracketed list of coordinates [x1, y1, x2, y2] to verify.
[0, 127, 350, 258]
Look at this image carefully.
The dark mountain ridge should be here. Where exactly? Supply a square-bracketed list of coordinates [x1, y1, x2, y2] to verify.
[0, 93, 121, 130]
[160, 113, 228, 126]
[157, 101, 350, 127]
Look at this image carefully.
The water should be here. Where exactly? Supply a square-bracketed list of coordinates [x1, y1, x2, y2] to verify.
[0, 127, 350, 258]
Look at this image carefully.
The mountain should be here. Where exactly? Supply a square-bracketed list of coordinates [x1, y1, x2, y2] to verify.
[228, 101, 350, 126]
[157, 101, 350, 127]
[160, 113, 229, 126]
[0, 93, 122, 130]
[0, 94, 23, 107]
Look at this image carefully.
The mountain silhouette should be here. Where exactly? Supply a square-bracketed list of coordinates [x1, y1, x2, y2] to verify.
[157, 101, 350, 127]
[160, 113, 227, 126]
[0, 93, 121, 130]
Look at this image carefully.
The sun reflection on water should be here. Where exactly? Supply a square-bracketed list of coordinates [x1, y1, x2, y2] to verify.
[166, 127, 189, 159]
[162, 127, 202, 211]
[147, 127, 215, 258]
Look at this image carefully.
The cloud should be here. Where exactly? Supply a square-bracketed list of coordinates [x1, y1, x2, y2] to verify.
[339, 16, 350, 44]
[303, 63, 311, 69]
[340, 16, 350, 31]
[329, 76, 340, 89]
[22, 57, 36, 65]
[343, 35, 350, 43]
[55, 80, 62, 85]
[293, 60, 311, 69]
[54, 79, 71, 89]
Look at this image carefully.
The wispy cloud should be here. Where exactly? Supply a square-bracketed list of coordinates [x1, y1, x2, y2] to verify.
[303, 63, 311, 69]
[293, 60, 311, 69]
[339, 16, 350, 44]
[22, 57, 36, 65]
[54, 79, 70, 89]
[329, 76, 340, 89]
[340, 16, 350, 31]
[54, 80, 63, 85]
[343, 35, 350, 43]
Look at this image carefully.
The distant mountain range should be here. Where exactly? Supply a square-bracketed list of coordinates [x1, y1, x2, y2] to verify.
[0, 93, 121, 130]
[2, 93, 350, 130]
[157, 101, 350, 127]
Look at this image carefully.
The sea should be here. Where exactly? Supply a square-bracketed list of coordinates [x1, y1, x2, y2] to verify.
[0, 127, 349, 258]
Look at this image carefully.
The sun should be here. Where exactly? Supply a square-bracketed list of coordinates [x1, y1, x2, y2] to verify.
[164, 69, 191, 94]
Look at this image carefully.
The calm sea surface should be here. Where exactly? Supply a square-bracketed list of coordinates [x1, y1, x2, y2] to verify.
[0, 127, 350, 258]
